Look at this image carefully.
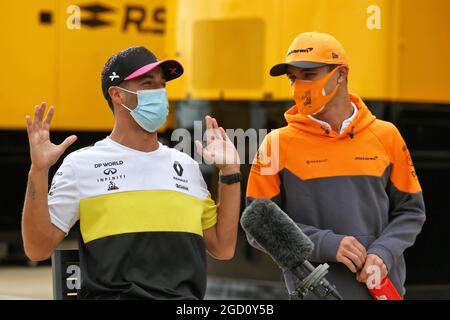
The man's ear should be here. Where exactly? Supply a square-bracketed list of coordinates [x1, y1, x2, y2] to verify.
[338, 65, 349, 84]
[108, 86, 123, 107]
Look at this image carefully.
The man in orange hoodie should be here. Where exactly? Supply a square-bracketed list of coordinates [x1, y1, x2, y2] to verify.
[245, 32, 426, 299]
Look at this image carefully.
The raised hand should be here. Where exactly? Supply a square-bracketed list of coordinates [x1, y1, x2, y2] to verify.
[26, 102, 77, 171]
[195, 116, 240, 174]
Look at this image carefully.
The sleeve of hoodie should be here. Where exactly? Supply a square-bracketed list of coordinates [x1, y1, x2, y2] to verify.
[245, 131, 281, 253]
[367, 124, 426, 272]
[245, 131, 345, 262]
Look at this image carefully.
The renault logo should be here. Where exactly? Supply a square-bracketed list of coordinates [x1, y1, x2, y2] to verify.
[173, 161, 183, 177]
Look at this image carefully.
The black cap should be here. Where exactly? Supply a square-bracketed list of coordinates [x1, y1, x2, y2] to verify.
[101, 46, 183, 100]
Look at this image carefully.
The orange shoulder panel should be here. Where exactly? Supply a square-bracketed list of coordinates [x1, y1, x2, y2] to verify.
[370, 120, 422, 194]
[246, 129, 290, 199]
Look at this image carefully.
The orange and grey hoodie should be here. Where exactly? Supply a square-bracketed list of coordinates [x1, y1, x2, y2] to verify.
[246, 94, 426, 299]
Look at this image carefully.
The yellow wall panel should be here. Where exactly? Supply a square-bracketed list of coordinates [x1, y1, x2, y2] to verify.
[0, 1, 57, 129]
[171, 0, 449, 104]
[55, 0, 166, 130]
[171, 0, 282, 100]
[397, 0, 450, 103]
[1, 0, 169, 130]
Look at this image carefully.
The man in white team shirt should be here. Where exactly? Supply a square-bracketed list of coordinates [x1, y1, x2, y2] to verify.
[22, 46, 241, 299]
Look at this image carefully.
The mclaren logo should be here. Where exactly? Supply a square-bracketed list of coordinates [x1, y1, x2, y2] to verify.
[287, 48, 314, 56]
[355, 156, 378, 161]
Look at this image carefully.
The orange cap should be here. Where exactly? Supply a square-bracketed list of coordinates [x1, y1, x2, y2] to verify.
[270, 32, 348, 76]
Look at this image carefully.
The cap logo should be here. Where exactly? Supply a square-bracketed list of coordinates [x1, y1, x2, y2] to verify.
[287, 48, 314, 56]
[109, 72, 120, 81]
[169, 67, 177, 75]
[332, 52, 339, 59]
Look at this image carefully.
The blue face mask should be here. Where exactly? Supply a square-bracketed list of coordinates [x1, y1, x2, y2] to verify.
[118, 87, 169, 133]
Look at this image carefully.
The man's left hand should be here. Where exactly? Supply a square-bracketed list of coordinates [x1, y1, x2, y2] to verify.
[357, 254, 388, 285]
[195, 116, 240, 174]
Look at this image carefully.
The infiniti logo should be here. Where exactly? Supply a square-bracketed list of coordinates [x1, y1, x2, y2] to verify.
[104, 168, 118, 175]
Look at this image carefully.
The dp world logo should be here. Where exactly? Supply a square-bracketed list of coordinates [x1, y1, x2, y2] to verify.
[104, 168, 118, 175]
[173, 161, 183, 177]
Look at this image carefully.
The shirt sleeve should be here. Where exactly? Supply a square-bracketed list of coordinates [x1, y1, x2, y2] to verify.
[197, 164, 217, 230]
[202, 193, 218, 230]
[48, 157, 80, 235]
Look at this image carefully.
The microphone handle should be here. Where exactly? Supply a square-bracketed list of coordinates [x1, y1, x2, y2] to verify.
[291, 261, 343, 300]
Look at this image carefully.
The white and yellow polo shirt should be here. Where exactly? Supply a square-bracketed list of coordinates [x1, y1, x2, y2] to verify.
[49, 137, 217, 299]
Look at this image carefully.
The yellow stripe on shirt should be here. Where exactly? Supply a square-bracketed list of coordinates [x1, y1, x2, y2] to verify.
[80, 190, 217, 243]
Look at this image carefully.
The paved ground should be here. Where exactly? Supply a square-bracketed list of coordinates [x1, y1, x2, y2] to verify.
[0, 265, 286, 300]
[0, 266, 53, 300]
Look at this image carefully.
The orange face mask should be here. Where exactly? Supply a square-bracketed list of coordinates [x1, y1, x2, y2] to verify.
[292, 67, 341, 116]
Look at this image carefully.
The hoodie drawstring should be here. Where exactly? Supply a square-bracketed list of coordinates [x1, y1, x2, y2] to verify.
[348, 126, 355, 139]
[320, 125, 355, 138]
[320, 126, 331, 135]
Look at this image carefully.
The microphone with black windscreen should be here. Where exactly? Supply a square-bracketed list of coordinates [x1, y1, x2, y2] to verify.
[241, 198, 343, 300]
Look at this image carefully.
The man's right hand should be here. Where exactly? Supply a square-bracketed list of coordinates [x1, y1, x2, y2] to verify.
[336, 236, 367, 273]
[26, 102, 77, 171]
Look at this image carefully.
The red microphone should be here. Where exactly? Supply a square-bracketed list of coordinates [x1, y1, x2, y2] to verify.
[368, 278, 403, 300]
